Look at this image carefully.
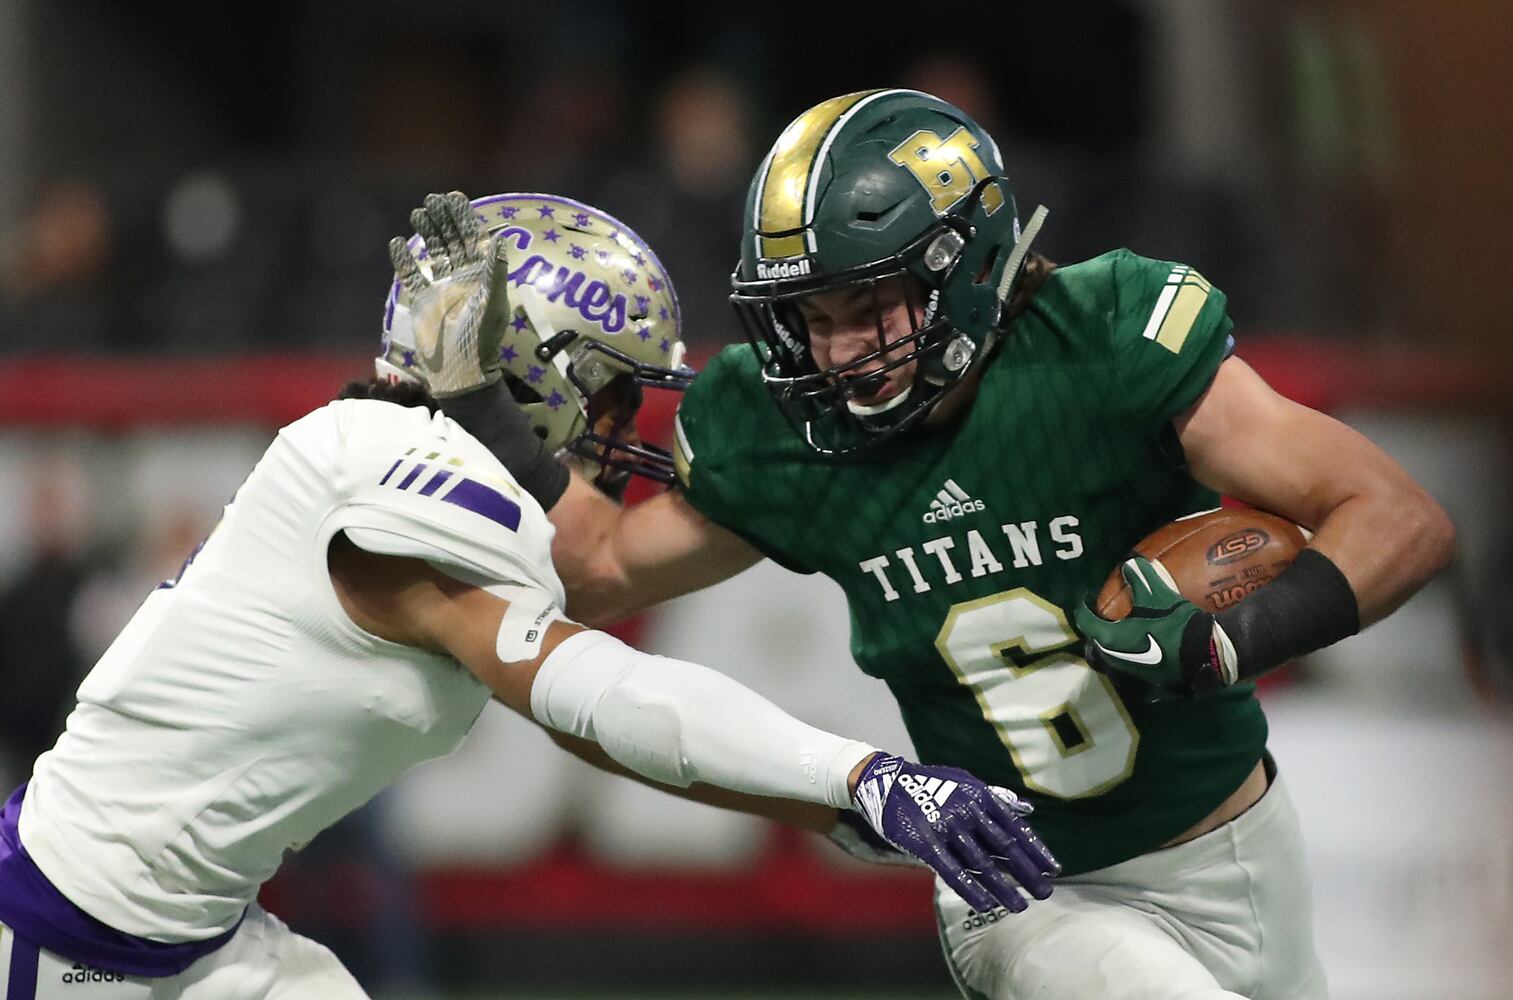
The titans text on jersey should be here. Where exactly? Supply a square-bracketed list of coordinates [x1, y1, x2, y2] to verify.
[859, 515, 1085, 602]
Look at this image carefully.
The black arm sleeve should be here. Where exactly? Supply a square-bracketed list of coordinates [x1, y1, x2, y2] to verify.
[1217, 548, 1361, 681]
[438, 382, 570, 511]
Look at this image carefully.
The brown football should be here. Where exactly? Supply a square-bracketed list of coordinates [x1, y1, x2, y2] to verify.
[1094, 508, 1309, 620]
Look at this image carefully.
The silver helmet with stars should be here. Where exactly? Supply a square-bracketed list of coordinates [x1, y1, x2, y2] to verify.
[380, 192, 692, 487]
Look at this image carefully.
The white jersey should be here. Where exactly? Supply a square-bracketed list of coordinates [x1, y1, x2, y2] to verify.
[18, 399, 563, 942]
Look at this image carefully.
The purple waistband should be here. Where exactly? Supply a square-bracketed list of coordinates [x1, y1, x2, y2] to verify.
[0, 783, 243, 977]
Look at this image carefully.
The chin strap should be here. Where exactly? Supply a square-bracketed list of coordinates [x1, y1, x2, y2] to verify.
[994, 204, 1050, 306]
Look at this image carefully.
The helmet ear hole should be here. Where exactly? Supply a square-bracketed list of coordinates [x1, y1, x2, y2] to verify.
[974, 245, 1001, 286]
[502, 372, 545, 406]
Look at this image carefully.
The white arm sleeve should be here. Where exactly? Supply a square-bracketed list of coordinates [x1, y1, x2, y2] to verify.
[530, 630, 875, 810]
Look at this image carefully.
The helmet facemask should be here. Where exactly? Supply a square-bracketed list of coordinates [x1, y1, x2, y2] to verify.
[559, 338, 693, 495]
[731, 180, 1007, 456]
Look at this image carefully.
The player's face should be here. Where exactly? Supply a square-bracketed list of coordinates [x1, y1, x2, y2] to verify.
[796, 275, 925, 410]
[588, 375, 642, 447]
[572, 374, 643, 497]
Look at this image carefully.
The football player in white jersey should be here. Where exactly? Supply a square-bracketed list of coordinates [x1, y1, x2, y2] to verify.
[0, 193, 1058, 1000]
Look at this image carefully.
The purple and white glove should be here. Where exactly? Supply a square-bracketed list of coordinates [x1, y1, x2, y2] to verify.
[826, 810, 927, 868]
[851, 754, 1060, 914]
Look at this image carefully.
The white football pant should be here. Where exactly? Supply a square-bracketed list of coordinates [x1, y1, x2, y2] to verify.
[935, 773, 1328, 1000]
[0, 905, 367, 1000]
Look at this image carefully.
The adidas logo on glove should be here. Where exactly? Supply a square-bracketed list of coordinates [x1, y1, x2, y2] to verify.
[898, 772, 959, 824]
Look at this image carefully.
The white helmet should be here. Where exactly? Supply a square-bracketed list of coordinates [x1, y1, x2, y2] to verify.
[379, 192, 692, 486]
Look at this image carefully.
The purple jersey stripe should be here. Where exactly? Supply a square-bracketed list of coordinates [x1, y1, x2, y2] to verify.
[418, 469, 453, 497]
[378, 458, 404, 486]
[0, 785, 241, 977]
[442, 479, 521, 531]
[6, 936, 37, 1000]
[395, 463, 426, 491]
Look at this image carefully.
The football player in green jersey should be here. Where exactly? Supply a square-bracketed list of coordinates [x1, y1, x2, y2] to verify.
[415, 92, 1454, 1000]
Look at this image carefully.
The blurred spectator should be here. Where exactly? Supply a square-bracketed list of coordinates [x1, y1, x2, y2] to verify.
[600, 65, 754, 345]
[903, 52, 1005, 136]
[0, 179, 119, 352]
[70, 503, 210, 659]
[269, 794, 429, 1000]
[0, 461, 95, 788]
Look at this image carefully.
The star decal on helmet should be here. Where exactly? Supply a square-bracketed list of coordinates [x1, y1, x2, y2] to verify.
[378, 191, 692, 491]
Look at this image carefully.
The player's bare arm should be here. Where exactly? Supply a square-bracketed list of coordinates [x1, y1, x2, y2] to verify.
[1176, 356, 1455, 625]
[328, 531, 867, 816]
[332, 535, 838, 828]
[327, 531, 1058, 915]
[547, 472, 761, 626]
[1079, 353, 1456, 698]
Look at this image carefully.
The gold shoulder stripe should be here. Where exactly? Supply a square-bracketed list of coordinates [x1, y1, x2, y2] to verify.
[1139, 266, 1212, 354]
[754, 90, 888, 260]
[1155, 281, 1209, 353]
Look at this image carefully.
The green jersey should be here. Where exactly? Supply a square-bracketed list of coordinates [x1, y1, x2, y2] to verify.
[673, 249, 1267, 876]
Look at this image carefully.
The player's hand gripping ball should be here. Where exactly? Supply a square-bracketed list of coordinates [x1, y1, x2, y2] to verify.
[387, 191, 514, 397]
[1076, 508, 1307, 697]
[850, 754, 1060, 914]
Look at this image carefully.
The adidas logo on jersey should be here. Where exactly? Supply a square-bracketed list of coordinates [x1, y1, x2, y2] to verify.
[897, 772, 959, 825]
[923, 479, 984, 524]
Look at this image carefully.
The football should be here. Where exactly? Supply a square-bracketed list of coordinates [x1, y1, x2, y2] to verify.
[1094, 507, 1309, 620]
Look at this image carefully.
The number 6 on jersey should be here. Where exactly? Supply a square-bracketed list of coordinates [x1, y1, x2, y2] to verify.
[935, 589, 1139, 799]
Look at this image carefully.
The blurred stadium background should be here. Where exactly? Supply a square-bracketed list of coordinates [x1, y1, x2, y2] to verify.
[0, 1, 1510, 998]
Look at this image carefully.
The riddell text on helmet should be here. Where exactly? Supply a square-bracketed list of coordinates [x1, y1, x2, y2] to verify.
[756, 259, 813, 280]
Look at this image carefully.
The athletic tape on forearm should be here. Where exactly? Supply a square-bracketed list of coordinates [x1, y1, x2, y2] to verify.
[1216, 547, 1361, 682]
[530, 630, 876, 808]
[438, 382, 570, 510]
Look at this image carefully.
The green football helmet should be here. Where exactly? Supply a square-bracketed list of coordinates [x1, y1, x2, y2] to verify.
[729, 89, 1046, 455]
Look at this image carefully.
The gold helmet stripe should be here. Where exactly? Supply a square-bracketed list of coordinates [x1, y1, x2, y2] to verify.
[753, 88, 915, 260]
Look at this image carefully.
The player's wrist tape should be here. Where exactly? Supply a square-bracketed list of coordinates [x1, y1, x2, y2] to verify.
[1213, 548, 1360, 683]
[530, 629, 876, 808]
[438, 382, 570, 510]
